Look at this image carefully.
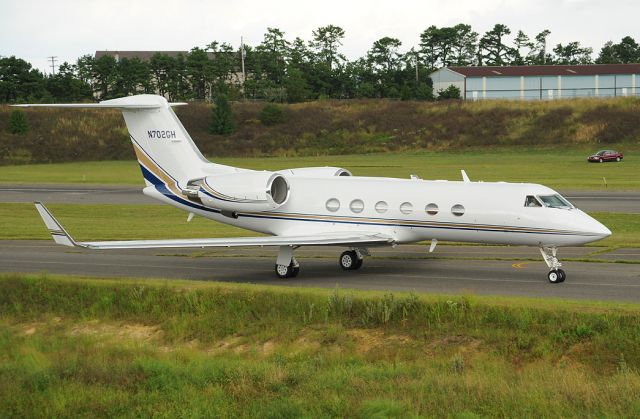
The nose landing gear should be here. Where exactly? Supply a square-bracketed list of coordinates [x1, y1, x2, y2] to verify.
[540, 246, 566, 283]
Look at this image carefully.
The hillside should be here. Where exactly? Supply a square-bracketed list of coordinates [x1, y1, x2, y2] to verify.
[1, 98, 639, 165]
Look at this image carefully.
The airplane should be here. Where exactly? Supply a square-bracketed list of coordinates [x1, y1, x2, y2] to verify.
[17, 94, 611, 284]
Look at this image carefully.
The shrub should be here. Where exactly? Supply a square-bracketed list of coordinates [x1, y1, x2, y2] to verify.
[209, 95, 235, 135]
[437, 85, 462, 101]
[7, 109, 29, 135]
[259, 104, 286, 126]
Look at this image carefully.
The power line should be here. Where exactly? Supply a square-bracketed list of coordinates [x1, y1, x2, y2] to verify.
[47, 56, 58, 75]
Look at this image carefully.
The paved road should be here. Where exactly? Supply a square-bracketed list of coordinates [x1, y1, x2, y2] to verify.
[3, 241, 639, 303]
[1, 184, 638, 212]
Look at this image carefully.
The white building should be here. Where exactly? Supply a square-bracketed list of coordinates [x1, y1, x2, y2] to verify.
[431, 64, 640, 100]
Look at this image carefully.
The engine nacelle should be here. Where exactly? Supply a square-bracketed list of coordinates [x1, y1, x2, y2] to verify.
[277, 166, 352, 177]
[186, 171, 290, 213]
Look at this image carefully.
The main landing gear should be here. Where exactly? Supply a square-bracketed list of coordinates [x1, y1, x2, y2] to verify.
[540, 246, 566, 284]
[274, 246, 366, 278]
[339, 250, 364, 270]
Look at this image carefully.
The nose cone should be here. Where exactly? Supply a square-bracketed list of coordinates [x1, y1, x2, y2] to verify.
[583, 212, 612, 241]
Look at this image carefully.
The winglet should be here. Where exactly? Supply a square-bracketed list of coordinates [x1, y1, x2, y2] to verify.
[34, 202, 79, 247]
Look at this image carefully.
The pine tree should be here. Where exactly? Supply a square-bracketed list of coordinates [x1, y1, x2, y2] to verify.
[209, 95, 235, 135]
[7, 109, 29, 135]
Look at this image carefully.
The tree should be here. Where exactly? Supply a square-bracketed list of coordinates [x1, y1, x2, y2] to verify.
[207, 41, 240, 97]
[553, 42, 593, 64]
[309, 25, 346, 70]
[92, 54, 118, 100]
[419, 26, 441, 70]
[529, 30, 552, 64]
[512, 30, 533, 65]
[45, 62, 92, 102]
[284, 67, 310, 103]
[451, 24, 478, 66]
[597, 36, 640, 64]
[113, 57, 153, 97]
[209, 95, 235, 135]
[367, 37, 403, 97]
[478, 24, 516, 66]
[187, 47, 212, 100]
[149, 53, 176, 98]
[7, 109, 29, 134]
[0, 56, 47, 102]
[255, 27, 290, 87]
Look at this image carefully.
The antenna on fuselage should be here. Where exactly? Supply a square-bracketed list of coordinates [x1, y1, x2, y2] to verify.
[461, 170, 470, 183]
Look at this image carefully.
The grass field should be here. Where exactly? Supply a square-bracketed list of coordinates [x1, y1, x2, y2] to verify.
[1, 274, 640, 417]
[0, 149, 638, 190]
[1, 202, 638, 248]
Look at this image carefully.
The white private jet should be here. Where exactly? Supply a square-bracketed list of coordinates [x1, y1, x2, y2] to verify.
[18, 94, 611, 283]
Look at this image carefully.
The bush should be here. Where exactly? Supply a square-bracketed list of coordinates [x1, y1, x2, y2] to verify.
[209, 95, 235, 135]
[7, 109, 29, 135]
[259, 104, 286, 126]
[437, 85, 462, 101]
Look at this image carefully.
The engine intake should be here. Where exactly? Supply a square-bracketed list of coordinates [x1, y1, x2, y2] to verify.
[191, 171, 290, 212]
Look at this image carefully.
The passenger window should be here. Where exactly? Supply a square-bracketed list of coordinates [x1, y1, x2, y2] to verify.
[326, 198, 340, 212]
[375, 201, 388, 213]
[451, 204, 465, 216]
[425, 203, 438, 215]
[349, 199, 364, 213]
[400, 202, 413, 214]
[525, 195, 542, 207]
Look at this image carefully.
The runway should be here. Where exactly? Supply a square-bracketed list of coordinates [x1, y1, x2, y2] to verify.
[1, 184, 639, 212]
[2, 241, 639, 303]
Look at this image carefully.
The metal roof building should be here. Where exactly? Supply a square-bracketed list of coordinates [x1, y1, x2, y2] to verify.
[431, 64, 640, 100]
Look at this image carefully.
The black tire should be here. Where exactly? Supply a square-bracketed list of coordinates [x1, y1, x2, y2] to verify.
[339, 251, 357, 270]
[290, 266, 300, 278]
[353, 257, 363, 270]
[557, 269, 566, 283]
[275, 263, 292, 279]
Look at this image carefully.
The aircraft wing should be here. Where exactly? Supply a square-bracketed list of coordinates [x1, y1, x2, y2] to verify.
[35, 202, 395, 250]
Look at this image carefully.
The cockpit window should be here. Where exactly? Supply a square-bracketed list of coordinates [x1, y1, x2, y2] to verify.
[537, 194, 573, 209]
[525, 195, 542, 207]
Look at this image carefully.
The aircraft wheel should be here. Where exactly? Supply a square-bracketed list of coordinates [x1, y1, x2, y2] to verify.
[599, 158, 603, 163]
[339, 250, 358, 270]
[548, 269, 563, 284]
[353, 257, 363, 270]
[275, 263, 296, 278]
[557, 269, 566, 283]
[616, 157, 621, 162]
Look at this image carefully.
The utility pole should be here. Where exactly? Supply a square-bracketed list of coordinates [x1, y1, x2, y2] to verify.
[240, 36, 246, 84]
[47, 56, 58, 75]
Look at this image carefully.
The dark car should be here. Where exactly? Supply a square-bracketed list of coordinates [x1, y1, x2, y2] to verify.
[587, 150, 623, 163]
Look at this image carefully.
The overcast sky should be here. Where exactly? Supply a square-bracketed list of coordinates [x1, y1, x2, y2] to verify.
[2, 0, 638, 73]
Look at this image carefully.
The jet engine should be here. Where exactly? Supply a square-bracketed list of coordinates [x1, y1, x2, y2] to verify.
[183, 171, 289, 214]
[277, 166, 352, 177]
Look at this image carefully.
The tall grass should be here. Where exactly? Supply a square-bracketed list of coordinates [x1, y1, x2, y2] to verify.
[2, 274, 640, 416]
[1, 97, 639, 164]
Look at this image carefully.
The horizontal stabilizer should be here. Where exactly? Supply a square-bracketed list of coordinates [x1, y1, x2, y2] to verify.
[34, 203, 395, 250]
[13, 94, 187, 110]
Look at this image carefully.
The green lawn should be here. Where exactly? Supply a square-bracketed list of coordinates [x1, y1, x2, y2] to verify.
[1, 274, 639, 417]
[0, 149, 638, 190]
[1, 202, 637, 248]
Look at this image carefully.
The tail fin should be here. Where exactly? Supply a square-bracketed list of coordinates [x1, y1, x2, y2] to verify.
[14, 95, 233, 188]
